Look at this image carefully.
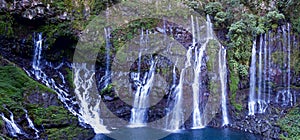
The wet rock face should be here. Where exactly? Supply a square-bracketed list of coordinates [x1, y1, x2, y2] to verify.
[218, 87, 300, 139]
[25, 92, 60, 107]
[2, 0, 68, 22]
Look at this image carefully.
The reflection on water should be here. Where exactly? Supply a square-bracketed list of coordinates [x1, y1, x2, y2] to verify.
[93, 127, 261, 140]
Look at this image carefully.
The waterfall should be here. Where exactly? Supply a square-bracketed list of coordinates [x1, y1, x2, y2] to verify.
[257, 35, 263, 113]
[29, 33, 78, 116]
[263, 34, 267, 105]
[191, 14, 215, 128]
[219, 46, 229, 126]
[282, 26, 287, 104]
[248, 39, 257, 116]
[103, 28, 111, 88]
[166, 47, 193, 131]
[249, 24, 297, 115]
[267, 31, 272, 103]
[26, 33, 110, 133]
[0, 110, 25, 137]
[287, 23, 292, 106]
[129, 59, 156, 127]
[32, 33, 43, 79]
[73, 63, 109, 133]
[191, 15, 203, 129]
[129, 29, 156, 127]
[24, 109, 39, 138]
[276, 24, 293, 106]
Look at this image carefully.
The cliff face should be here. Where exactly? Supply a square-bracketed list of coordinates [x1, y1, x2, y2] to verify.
[0, 0, 299, 139]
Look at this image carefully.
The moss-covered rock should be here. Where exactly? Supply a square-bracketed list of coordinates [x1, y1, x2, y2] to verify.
[0, 57, 94, 139]
[277, 106, 300, 140]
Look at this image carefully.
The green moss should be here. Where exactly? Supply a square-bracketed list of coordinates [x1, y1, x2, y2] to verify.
[46, 124, 94, 140]
[292, 17, 300, 33]
[272, 49, 300, 74]
[0, 64, 53, 111]
[277, 106, 300, 139]
[205, 2, 223, 17]
[290, 50, 300, 75]
[209, 81, 219, 94]
[37, 22, 76, 46]
[229, 70, 243, 112]
[65, 68, 74, 89]
[0, 14, 14, 37]
[28, 105, 77, 126]
[0, 119, 3, 127]
[111, 18, 160, 51]
[206, 40, 219, 72]
[100, 83, 113, 96]
[0, 57, 92, 138]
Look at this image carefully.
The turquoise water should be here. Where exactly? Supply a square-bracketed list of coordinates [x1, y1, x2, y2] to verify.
[93, 127, 261, 140]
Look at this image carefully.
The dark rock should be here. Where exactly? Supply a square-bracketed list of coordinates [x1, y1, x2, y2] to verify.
[25, 92, 60, 107]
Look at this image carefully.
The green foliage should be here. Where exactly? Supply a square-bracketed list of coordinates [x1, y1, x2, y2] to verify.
[205, 2, 223, 17]
[37, 22, 76, 46]
[100, 83, 113, 95]
[0, 119, 3, 127]
[0, 65, 53, 110]
[292, 17, 300, 33]
[277, 106, 300, 139]
[0, 58, 90, 138]
[0, 14, 14, 37]
[266, 11, 285, 23]
[65, 68, 74, 89]
[229, 69, 242, 112]
[111, 18, 160, 50]
[46, 124, 93, 140]
[227, 18, 253, 78]
[214, 11, 229, 28]
[29, 105, 76, 126]
[91, 0, 121, 15]
[265, 11, 285, 29]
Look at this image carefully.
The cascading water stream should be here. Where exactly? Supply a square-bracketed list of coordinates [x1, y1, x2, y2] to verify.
[26, 33, 110, 134]
[248, 39, 257, 116]
[191, 15, 203, 129]
[287, 23, 292, 106]
[282, 25, 288, 105]
[191, 14, 215, 128]
[32, 33, 43, 79]
[249, 24, 298, 115]
[166, 47, 193, 131]
[268, 31, 272, 104]
[73, 63, 109, 133]
[129, 29, 156, 127]
[258, 35, 263, 113]
[24, 109, 39, 138]
[219, 46, 229, 126]
[263, 34, 267, 105]
[275, 24, 294, 106]
[129, 59, 157, 126]
[103, 28, 111, 88]
[28, 33, 78, 116]
[0, 109, 25, 137]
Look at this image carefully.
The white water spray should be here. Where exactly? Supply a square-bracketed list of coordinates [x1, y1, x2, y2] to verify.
[219, 46, 229, 126]
[248, 39, 257, 116]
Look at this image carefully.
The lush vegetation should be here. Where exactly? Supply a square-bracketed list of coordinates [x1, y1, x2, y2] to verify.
[0, 0, 300, 138]
[0, 57, 92, 139]
[277, 106, 300, 139]
[192, 0, 299, 111]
